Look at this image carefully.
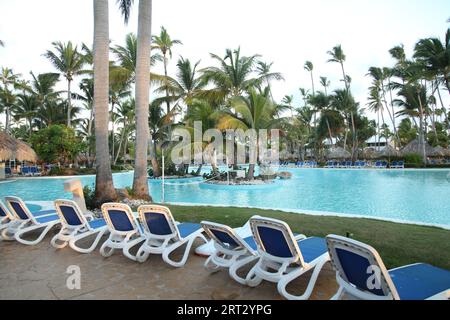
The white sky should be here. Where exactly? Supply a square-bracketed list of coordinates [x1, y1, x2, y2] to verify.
[0, 0, 449, 124]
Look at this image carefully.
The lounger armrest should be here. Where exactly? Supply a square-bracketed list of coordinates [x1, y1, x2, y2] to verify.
[294, 234, 307, 241]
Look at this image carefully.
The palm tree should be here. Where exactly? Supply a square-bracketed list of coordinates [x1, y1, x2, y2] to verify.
[414, 28, 450, 95]
[281, 95, 295, 118]
[44, 41, 85, 128]
[367, 86, 386, 151]
[114, 99, 135, 164]
[13, 94, 39, 137]
[93, 0, 117, 204]
[320, 76, 330, 96]
[0, 68, 21, 132]
[217, 88, 280, 180]
[200, 48, 262, 104]
[327, 45, 349, 90]
[132, 0, 153, 200]
[153, 56, 205, 112]
[152, 26, 182, 114]
[256, 61, 284, 98]
[304, 61, 315, 95]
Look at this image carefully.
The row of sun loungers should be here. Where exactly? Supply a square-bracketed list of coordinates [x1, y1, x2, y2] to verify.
[325, 160, 405, 169]
[1, 196, 449, 300]
[5, 166, 41, 177]
[279, 161, 318, 168]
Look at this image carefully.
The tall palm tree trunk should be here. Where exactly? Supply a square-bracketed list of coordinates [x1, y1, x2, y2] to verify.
[150, 138, 161, 177]
[163, 55, 171, 115]
[111, 103, 115, 161]
[132, 0, 152, 200]
[93, 0, 117, 204]
[67, 80, 72, 127]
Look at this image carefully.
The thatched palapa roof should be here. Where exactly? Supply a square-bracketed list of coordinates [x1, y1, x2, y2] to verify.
[0, 132, 37, 162]
[401, 139, 435, 157]
[378, 145, 402, 158]
[326, 147, 351, 159]
[429, 146, 450, 157]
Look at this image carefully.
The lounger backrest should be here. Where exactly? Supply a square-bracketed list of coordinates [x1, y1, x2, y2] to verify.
[250, 216, 304, 266]
[5, 167, 11, 174]
[201, 221, 254, 252]
[326, 235, 399, 300]
[102, 203, 138, 233]
[5, 196, 33, 221]
[54, 199, 86, 227]
[0, 201, 13, 218]
[137, 205, 180, 240]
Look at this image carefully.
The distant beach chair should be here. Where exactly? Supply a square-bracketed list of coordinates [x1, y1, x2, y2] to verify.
[397, 160, 405, 169]
[326, 235, 450, 300]
[3, 196, 59, 245]
[100, 203, 144, 260]
[30, 166, 41, 176]
[5, 167, 13, 177]
[325, 161, 333, 168]
[246, 216, 330, 300]
[201, 221, 259, 285]
[21, 167, 32, 176]
[135, 205, 207, 268]
[51, 200, 108, 253]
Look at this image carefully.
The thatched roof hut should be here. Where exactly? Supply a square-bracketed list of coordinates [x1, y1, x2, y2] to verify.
[326, 147, 351, 159]
[429, 146, 450, 157]
[0, 132, 37, 162]
[401, 139, 435, 157]
[360, 147, 378, 159]
[378, 145, 403, 158]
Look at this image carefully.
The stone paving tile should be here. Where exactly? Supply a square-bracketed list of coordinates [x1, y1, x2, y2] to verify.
[0, 232, 339, 300]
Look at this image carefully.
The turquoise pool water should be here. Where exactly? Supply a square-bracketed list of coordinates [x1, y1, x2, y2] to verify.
[1, 169, 450, 227]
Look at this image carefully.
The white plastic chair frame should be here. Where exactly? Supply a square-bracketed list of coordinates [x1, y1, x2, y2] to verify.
[136, 205, 207, 267]
[51, 199, 109, 253]
[3, 196, 60, 245]
[327, 234, 401, 300]
[0, 201, 14, 234]
[201, 221, 259, 285]
[100, 203, 143, 261]
[247, 216, 330, 300]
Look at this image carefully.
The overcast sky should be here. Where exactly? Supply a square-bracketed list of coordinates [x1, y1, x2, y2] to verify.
[0, 0, 449, 123]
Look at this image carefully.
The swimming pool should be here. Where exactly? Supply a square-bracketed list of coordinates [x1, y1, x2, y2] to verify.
[1, 169, 450, 228]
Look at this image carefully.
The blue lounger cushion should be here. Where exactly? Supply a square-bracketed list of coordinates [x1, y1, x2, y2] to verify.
[35, 214, 60, 224]
[389, 263, 450, 300]
[32, 209, 57, 217]
[88, 218, 107, 229]
[177, 222, 202, 238]
[297, 237, 328, 263]
[243, 236, 257, 251]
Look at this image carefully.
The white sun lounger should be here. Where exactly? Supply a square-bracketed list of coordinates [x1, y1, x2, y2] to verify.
[3, 196, 60, 245]
[246, 216, 330, 300]
[326, 234, 450, 300]
[0, 201, 14, 233]
[51, 200, 109, 253]
[135, 205, 208, 267]
[99, 203, 144, 261]
[201, 221, 259, 285]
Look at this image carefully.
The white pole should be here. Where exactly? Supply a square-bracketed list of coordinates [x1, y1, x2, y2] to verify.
[162, 154, 165, 204]
[226, 156, 230, 185]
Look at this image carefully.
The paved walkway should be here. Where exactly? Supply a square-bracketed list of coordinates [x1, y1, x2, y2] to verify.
[0, 231, 338, 300]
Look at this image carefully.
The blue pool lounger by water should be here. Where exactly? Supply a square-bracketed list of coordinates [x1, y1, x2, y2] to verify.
[1, 168, 450, 228]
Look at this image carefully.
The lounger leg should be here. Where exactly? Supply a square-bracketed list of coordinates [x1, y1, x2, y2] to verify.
[51, 233, 69, 249]
[1, 221, 25, 241]
[277, 256, 329, 300]
[245, 262, 263, 287]
[330, 287, 345, 300]
[229, 255, 259, 286]
[69, 228, 109, 254]
[162, 234, 208, 268]
[204, 255, 222, 273]
[100, 239, 116, 257]
[15, 221, 60, 246]
[123, 236, 145, 262]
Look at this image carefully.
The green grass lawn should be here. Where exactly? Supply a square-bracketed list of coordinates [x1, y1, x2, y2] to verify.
[165, 205, 450, 270]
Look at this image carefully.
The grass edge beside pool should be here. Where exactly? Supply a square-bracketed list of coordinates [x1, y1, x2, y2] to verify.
[166, 205, 450, 270]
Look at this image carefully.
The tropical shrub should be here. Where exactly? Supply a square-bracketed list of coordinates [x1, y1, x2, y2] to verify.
[403, 153, 423, 168]
[30, 125, 86, 163]
[82, 185, 96, 210]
